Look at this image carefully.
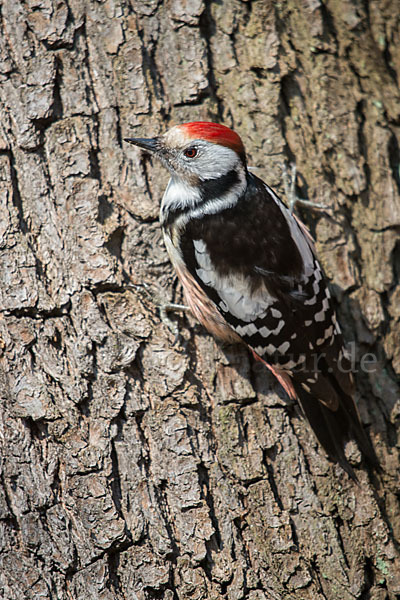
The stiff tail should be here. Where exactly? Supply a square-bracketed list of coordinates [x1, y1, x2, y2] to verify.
[293, 379, 379, 481]
[252, 345, 379, 479]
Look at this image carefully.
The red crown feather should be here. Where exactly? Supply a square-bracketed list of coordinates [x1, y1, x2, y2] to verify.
[178, 122, 245, 157]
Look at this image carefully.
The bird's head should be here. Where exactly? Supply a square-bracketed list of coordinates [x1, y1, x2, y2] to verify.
[125, 122, 247, 184]
[126, 122, 249, 223]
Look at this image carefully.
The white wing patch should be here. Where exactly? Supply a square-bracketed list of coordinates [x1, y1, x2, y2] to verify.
[194, 239, 276, 322]
[193, 239, 207, 254]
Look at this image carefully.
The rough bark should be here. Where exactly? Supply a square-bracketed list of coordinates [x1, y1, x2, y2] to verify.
[0, 1, 399, 599]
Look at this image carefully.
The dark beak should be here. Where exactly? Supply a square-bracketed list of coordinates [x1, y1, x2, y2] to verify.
[124, 137, 159, 154]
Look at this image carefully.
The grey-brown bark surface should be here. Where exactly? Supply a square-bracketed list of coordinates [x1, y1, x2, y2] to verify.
[0, 1, 399, 598]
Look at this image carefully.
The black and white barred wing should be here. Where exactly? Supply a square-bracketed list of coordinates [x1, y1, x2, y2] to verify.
[191, 237, 341, 372]
[190, 236, 377, 473]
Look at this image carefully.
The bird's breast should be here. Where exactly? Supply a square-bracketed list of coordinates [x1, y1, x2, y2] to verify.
[162, 225, 184, 269]
[162, 226, 240, 343]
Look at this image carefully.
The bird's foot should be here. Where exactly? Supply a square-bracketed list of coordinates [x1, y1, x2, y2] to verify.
[159, 302, 190, 344]
[282, 163, 327, 214]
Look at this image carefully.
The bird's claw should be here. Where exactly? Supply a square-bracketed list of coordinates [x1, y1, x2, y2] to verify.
[159, 302, 190, 342]
[282, 162, 327, 214]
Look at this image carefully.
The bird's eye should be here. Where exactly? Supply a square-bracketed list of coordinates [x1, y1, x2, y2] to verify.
[184, 147, 198, 158]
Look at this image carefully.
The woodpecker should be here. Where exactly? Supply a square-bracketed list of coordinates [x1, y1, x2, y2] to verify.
[126, 122, 378, 478]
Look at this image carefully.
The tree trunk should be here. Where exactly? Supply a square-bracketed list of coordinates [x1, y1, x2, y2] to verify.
[0, 1, 399, 598]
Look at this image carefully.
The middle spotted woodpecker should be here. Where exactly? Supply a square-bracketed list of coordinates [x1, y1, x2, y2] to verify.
[126, 121, 378, 479]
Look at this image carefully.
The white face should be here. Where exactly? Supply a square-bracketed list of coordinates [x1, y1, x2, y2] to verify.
[157, 126, 248, 224]
[160, 126, 243, 182]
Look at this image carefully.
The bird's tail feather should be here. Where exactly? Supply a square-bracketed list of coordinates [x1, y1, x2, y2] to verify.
[293, 380, 379, 481]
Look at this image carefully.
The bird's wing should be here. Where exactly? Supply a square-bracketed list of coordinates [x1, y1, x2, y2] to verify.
[177, 176, 378, 474]
[180, 205, 341, 381]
